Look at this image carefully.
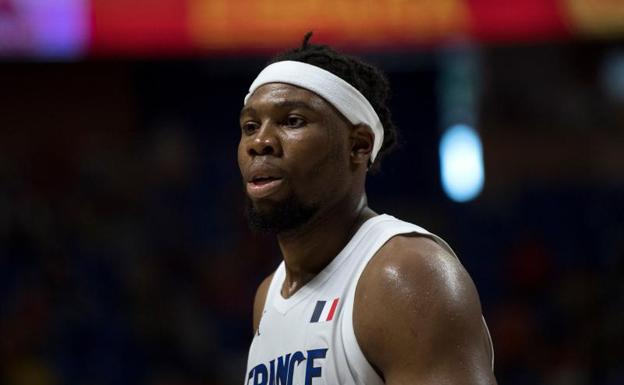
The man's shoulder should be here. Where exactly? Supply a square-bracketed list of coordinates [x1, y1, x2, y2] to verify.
[353, 233, 490, 379]
[363, 226, 454, 272]
[359, 233, 469, 306]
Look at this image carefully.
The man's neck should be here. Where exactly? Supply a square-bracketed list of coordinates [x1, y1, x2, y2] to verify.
[276, 194, 376, 298]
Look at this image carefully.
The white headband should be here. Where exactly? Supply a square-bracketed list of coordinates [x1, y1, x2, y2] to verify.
[244, 60, 384, 162]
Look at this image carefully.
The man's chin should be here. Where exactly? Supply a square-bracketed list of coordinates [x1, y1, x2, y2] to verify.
[244, 196, 317, 234]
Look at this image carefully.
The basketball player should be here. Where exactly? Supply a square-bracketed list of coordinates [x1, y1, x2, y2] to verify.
[238, 34, 496, 385]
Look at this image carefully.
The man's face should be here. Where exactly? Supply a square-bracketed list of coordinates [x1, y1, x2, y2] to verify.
[238, 83, 352, 233]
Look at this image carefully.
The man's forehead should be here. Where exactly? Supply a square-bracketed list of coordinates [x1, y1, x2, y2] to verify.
[244, 83, 327, 110]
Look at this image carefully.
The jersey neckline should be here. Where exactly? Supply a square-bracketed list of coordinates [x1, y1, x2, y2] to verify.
[271, 213, 392, 314]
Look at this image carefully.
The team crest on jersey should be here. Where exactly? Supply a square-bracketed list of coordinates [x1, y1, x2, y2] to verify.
[310, 297, 340, 323]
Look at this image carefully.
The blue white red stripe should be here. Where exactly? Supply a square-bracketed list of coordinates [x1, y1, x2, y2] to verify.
[310, 298, 340, 323]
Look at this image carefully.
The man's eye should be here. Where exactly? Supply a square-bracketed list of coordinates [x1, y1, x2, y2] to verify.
[242, 122, 259, 134]
[285, 116, 306, 128]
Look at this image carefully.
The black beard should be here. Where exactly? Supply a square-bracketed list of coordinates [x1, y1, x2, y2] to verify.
[245, 195, 318, 234]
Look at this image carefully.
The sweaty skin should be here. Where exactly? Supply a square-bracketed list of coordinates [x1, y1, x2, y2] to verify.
[239, 83, 496, 385]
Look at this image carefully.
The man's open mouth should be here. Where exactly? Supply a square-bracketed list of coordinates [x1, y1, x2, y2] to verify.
[250, 176, 281, 185]
[247, 176, 284, 198]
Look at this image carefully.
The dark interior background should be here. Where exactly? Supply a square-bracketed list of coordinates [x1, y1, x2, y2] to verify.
[1, 39, 623, 385]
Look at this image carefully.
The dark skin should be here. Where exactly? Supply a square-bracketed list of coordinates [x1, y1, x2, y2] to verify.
[239, 83, 497, 385]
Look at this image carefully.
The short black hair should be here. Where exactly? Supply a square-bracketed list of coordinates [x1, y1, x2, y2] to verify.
[270, 32, 398, 172]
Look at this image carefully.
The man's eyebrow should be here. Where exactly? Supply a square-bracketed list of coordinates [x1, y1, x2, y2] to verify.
[240, 106, 255, 118]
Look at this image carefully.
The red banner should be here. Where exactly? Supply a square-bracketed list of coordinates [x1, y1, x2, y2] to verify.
[3, 0, 621, 57]
[89, 0, 624, 56]
[467, 0, 569, 42]
[90, 0, 193, 55]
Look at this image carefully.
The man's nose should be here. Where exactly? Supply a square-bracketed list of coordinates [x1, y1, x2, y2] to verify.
[248, 124, 282, 157]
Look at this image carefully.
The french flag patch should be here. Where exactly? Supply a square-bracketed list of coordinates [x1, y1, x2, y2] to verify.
[310, 297, 340, 323]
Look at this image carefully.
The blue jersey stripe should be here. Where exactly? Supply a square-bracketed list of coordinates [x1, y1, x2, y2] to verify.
[310, 300, 326, 323]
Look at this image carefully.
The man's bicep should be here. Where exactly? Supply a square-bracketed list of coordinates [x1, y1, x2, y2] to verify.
[354, 236, 496, 385]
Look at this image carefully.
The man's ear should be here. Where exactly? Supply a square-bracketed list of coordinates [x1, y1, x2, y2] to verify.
[350, 124, 374, 166]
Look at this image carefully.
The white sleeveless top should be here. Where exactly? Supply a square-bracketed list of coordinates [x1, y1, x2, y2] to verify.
[244, 214, 493, 385]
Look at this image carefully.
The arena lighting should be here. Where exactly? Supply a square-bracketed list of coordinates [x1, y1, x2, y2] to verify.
[439, 124, 484, 203]
[601, 50, 624, 102]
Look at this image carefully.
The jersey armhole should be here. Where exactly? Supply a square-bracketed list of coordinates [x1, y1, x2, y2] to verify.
[339, 227, 420, 385]
[254, 266, 283, 334]
[341, 278, 385, 385]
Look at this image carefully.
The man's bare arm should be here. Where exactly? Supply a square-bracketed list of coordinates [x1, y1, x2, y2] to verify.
[354, 235, 496, 385]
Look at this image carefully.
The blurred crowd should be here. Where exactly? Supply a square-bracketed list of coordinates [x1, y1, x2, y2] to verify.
[2, 122, 623, 385]
[1, 48, 623, 385]
[0, 125, 280, 385]
[458, 187, 624, 385]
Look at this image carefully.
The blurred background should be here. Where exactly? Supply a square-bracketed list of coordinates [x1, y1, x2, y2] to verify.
[1, 1, 624, 384]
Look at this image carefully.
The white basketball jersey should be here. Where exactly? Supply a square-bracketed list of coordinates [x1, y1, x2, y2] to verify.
[244, 214, 493, 385]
